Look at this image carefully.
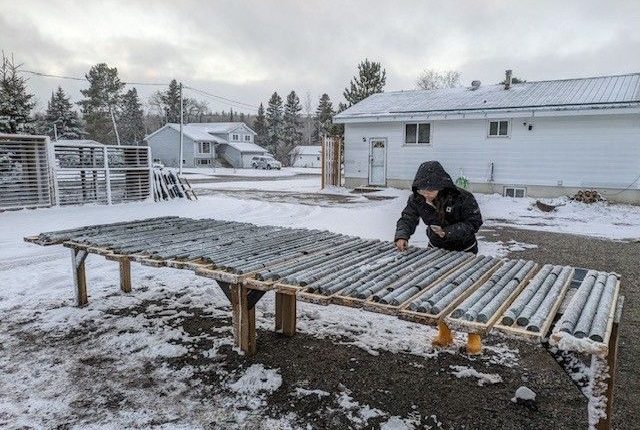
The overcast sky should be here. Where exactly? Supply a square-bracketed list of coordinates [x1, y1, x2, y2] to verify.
[2, 0, 639, 113]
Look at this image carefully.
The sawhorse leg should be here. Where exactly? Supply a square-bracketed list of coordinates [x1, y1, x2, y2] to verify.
[595, 300, 622, 430]
[119, 257, 131, 293]
[218, 282, 265, 356]
[70, 248, 89, 307]
[275, 292, 296, 336]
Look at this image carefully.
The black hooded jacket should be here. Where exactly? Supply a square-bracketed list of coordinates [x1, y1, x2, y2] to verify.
[394, 161, 483, 252]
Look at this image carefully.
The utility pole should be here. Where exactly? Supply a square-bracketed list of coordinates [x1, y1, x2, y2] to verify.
[179, 82, 184, 175]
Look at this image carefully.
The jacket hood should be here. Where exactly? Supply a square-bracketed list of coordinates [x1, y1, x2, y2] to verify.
[411, 161, 455, 192]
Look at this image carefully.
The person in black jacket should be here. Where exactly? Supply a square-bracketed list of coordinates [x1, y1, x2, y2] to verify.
[394, 161, 483, 254]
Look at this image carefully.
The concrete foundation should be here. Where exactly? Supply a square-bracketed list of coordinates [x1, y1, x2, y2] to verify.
[344, 177, 640, 204]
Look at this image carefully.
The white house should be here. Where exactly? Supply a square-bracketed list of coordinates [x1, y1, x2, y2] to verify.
[333, 71, 640, 203]
[143, 122, 268, 168]
[289, 145, 321, 167]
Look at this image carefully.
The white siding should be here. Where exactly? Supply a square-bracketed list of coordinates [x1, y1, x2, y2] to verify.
[292, 154, 321, 168]
[344, 113, 640, 189]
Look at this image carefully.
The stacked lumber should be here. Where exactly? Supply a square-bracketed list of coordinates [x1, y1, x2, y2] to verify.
[153, 167, 196, 201]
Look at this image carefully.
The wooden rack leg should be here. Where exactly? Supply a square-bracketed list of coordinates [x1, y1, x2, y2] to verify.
[595, 320, 620, 430]
[275, 292, 297, 336]
[230, 285, 241, 347]
[237, 285, 256, 356]
[432, 320, 454, 348]
[466, 333, 482, 355]
[70, 249, 88, 307]
[119, 258, 131, 293]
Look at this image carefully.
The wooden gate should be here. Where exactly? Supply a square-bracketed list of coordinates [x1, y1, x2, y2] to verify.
[321, 135, 342, 188]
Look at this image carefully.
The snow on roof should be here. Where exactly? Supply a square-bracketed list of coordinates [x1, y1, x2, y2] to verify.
[54, 139, 105, 146]
[144, 122, 256, 142]
[187, 122, 256, 135]
[224, 141, 269, 153]
[289, 145, 321, 155]
[334, 73, 640, 121]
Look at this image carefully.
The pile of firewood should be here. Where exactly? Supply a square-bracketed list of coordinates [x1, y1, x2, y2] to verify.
[571, 189, 603, 203]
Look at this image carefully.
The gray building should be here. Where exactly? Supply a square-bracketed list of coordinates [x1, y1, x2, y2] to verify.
[144, 122, 267, 168]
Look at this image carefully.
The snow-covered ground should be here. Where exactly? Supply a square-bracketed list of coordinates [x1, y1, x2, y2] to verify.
[1, 177, 637, 428]
[180, 166, 320, 179]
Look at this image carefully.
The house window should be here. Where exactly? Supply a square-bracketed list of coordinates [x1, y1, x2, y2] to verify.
[196, 159, 212, 166]
[405, 123, 431, 144]
[488, 120, 510, 137]
[504, 186, 526, 198]
[232, 134, 239, 141]
[198, 142, 211, 154]
[244, 135, 251, 142]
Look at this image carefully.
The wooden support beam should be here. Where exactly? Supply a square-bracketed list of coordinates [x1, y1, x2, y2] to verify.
[275, 292, 297, 336]
[70, 248, 88, 307]
[119, 258, 131, 293]
[237, 285, 257, 355]
[596, 297, 623, 430]
[230, 284, 241, 347]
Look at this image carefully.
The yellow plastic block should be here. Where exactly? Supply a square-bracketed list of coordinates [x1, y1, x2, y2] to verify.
[466, 333, 482, 355]
[432, 320, 454, 348]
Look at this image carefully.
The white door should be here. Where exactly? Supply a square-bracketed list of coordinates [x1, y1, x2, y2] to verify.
[369, 139, 387, 186]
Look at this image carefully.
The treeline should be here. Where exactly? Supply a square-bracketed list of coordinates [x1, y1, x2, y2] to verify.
[0, 53, 255, 145]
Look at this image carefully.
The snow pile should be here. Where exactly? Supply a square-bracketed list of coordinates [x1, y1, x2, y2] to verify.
[449, 365, 503, 386]
[336, 391, 385, 425]
[228, 364, 283, 410]
[380, 416, 416, 430]
[293, 388, 330, 398]
[511, 386, 536, 402]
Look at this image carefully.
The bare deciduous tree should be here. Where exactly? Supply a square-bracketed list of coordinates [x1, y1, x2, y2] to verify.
[416, 69, 461, 90]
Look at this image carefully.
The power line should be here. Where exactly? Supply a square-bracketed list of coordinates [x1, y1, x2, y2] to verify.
[183, 85, 258, 110]
[20, 68, 258, 111]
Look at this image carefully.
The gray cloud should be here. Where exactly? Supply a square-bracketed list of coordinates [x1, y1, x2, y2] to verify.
[1, 0, 638, 112]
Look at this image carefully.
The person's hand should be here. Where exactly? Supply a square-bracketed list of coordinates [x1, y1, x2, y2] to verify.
[429, 225, 446, 238]
[394, 238, 408, 251]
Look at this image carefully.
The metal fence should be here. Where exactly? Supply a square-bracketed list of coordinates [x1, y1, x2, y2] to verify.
[0, 134, 54, 210]
[0, 134, 152, 211]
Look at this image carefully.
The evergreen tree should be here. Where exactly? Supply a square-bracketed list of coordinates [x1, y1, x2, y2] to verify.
[119, 88, 145, 145]
[343, 58, 386, 107]
[253, 103, 267, 146]
[161, 79, 181, 123]
[312, 93, 334, 144]
[44, 86, 84, 139]
[265, 92, 283, 156]
[0, 53, 35, 133]
[78, 63, 125, 145]
[281, 90, 303, 162]
[229, 108, 234, 121]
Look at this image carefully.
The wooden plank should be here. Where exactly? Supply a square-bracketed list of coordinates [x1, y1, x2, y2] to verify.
[275, 292, 297, 336]
[230, 284, 240, 347]
[194, 266, 242, 285]
[493, 268, 575, 343]
[119, 257, 132, 293]
[398, 260, 503, 326]
[297, 290, 332, 306]
[444, 263, 538, 335]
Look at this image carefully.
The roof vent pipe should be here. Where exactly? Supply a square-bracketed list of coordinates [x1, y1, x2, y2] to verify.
[471, 80, 481, 90]
[504, 69, 513, 90]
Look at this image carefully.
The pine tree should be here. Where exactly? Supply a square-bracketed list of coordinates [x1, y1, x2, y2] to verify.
[0, 53, 35, 134]
[44, 86, 84, 139]
[312, 93, 334, 144]
[78, 63, 125, 145]
[119, 88, 145, 145]
[253, 103, 267, 146]
[265, 92, 283, 156]
[162, 79, 181, 123]
[281, 91, 303, 162]
[229, 108, 234, 121]
[343, 59, 386, 107]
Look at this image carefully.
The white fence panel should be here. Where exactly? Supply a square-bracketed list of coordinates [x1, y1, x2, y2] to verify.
[0, 134, 53, 210]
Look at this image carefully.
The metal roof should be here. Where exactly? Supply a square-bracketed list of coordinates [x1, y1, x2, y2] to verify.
[334, 73, 640, 120]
